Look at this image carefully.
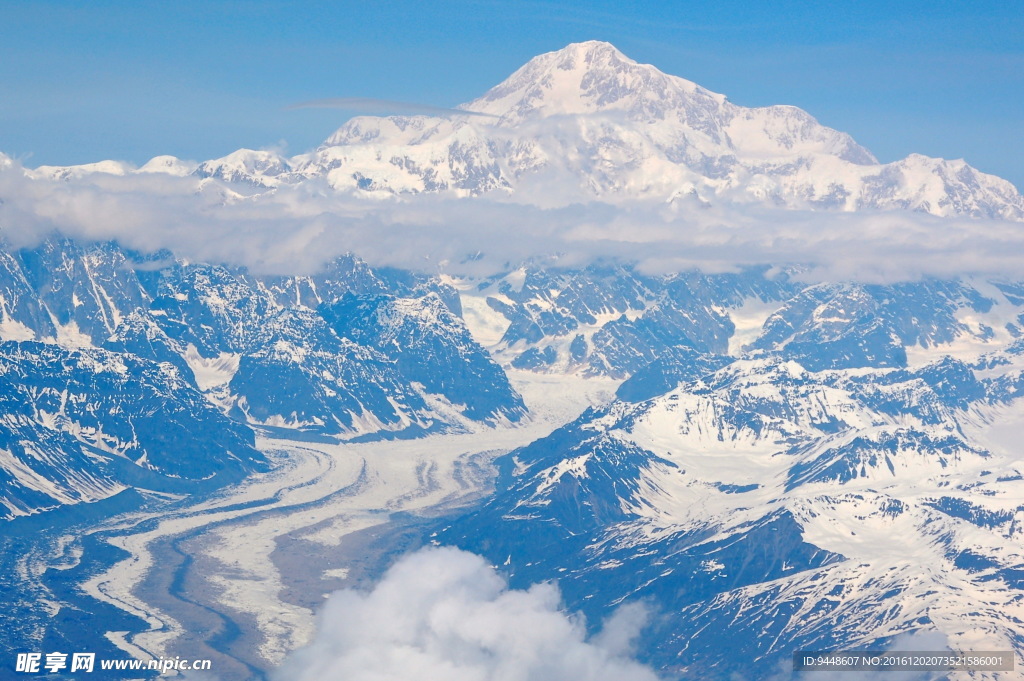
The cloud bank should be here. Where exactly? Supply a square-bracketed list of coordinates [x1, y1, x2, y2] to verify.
[273, 547, 659, 681]
[2, 158, 1024, 283]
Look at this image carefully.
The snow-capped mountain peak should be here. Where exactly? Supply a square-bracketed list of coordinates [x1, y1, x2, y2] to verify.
[137, 155, 197, 177]
[462, 40, 873, 165]
[17, 41, 1024, 218]
[271, 42, 1021, 214]
[463, 40, 716, 124]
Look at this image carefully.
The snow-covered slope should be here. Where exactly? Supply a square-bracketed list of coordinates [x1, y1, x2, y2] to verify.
[0, 341, 265, 519]
[456, 264, 1017, 381]
[24, 42, 1024, 219]
[0, 238, 531, 520]
[303, 42, 1022, 217]
[429, 266, 1024, 679]
[440, 355, 1024, 679]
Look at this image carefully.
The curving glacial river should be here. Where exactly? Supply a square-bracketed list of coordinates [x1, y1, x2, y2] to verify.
[17, 373, 614, 680]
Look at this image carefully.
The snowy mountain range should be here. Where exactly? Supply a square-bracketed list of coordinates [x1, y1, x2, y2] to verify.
[442, 351, 1024, 678]
[0, 238, 525, 520]
[25, 41, 1024, 219]
[4, 39, 1024, 681]
[6, 239, 1024, 679]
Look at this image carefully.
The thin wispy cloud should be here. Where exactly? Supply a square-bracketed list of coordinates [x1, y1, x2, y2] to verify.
[287, 97, 497, 118]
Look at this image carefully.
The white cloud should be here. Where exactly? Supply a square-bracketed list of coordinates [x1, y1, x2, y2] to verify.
[272, 546, 661, 681]
[2, 158, 1024, 283]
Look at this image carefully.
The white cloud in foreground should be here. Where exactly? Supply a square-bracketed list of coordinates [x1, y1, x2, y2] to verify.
[3, 158, 1024, 283]
[272, 546, 660, 681]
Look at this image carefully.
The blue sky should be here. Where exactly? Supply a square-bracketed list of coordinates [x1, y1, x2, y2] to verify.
[2, 0, 1021, 188]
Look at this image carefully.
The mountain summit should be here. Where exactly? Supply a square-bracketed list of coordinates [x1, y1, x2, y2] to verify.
[29, 42, 1024, 219]
[463, 41, 875, 164]
[466, 41, 730, 124]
